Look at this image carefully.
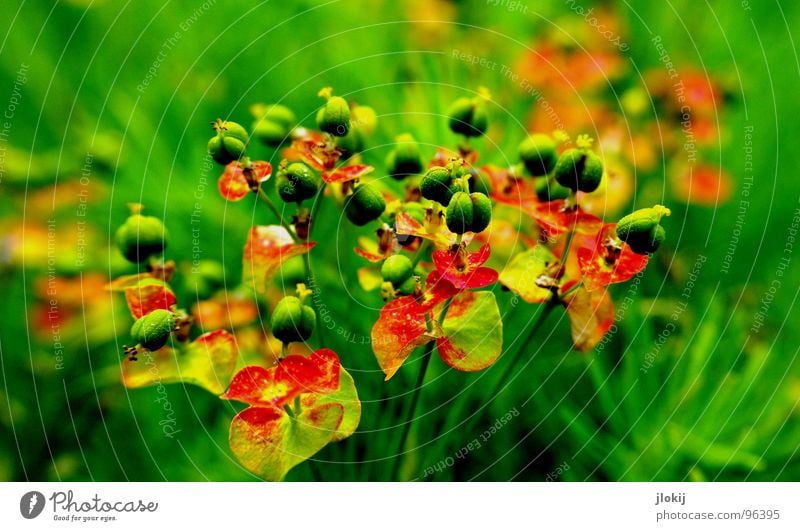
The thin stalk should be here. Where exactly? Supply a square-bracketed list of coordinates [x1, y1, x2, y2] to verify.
[257, 188, 298, 243]
[411, 239, 431, 268]
[389, 298, 453, 481]
[423, 297, 558, 475]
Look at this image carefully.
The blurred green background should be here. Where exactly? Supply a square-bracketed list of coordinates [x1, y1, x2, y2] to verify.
[1, 0, 799, 481]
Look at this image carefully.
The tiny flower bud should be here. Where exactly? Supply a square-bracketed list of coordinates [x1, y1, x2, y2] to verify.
[344, 183, 386, 226]
[131, 309, 174, 351]
[386, 134, 424, 180]
[615, 205, 671, 255]
[114, 210, 169, 263]
[276, 162, 320, 203]
[271, 296, 316, 344]
[447, 96, 489, 137]
[316, 88, 351, 137]
[553, 147, 604, 193]
[208, 119, 249, 165]
[519, 134, 557, 176]
[381, 254, 414, 286]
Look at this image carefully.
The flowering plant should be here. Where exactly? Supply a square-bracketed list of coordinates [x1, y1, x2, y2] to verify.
[109, 85, 669, 481]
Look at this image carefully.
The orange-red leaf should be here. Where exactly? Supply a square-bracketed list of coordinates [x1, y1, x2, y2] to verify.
[229, 402, 343, 481]
[242, 225, 315, 293]
[225, 349, 341, 409]
[122, 329, 237, 394]
[483, 164, 539, 211]
[431, 243, 498, 290]
[283, 139, 340, 171]
[124, 278, 176, 319]
[532, 200, 603, 237]
[395, 211, 467, 249]
[576, 224, 649, 291]
[218, 161, 272, 201]
[371, 296, 441, 380]
[322, 164, 373, 184]
[562, 283, 614, 352]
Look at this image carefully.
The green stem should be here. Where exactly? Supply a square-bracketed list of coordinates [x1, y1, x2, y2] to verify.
[304, 183, 327, 346]
[390, 298, 453, 481]
[257, 188, 298, 243]
[411, 239, 431, 268]
[423, 297, 558, 476]
[486, 297, 558, 402]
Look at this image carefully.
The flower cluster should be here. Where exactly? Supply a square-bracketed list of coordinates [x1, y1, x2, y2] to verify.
[109, 82, 669, 481]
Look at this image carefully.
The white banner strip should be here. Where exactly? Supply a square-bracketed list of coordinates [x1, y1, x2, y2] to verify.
[2, 482, 798, 529]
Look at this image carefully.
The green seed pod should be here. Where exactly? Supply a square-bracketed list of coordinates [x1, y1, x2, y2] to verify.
[445, 191, 474, 234]
[276, 162, 320, 203]
[396, 275, 418, 296]
[420, 166, 455, 205]
[252, 119, 289, 148]
[381, 254, 414, 286]
[271, 296, 316, 344]
[447, 97, 489, 137]
[519, 134, 557, 176]
[256, 104, 296, 129]
[316, 95, 351, 137]
[534, 176, 572, 202]
[115, 213, 169, 263]
[386, 134, 424, 180]
[208, 120, 249, 165]
[344, 183, 386, 226]
[553, 148, 604, 193]
[131, 309, 174, 351]
[615, 205, 671, 255]
[469, 192, 492, 233]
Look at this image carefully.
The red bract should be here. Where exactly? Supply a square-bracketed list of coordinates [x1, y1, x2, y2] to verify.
[106, 274, 177, 319]
[576, 224, 649, 291]
[430, 243, 498, 290]
[532, 199, 603, 237]
[218, 161, 272, 201]
[122, 329, 237, 394]
[371, 296, 441, 380]
[395, 211, 467, 249]
[561, 281, 614, 352]
[354, 228, 399, 263]
[482, 164, 538, 210]
[322, 163, 373, 184]
[225, 349, 360, 481]
[370, 290, 502, 379]
[225, 349, 340, 410]
[283, 139, 340, 171]
[242, 225, 316, 293]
